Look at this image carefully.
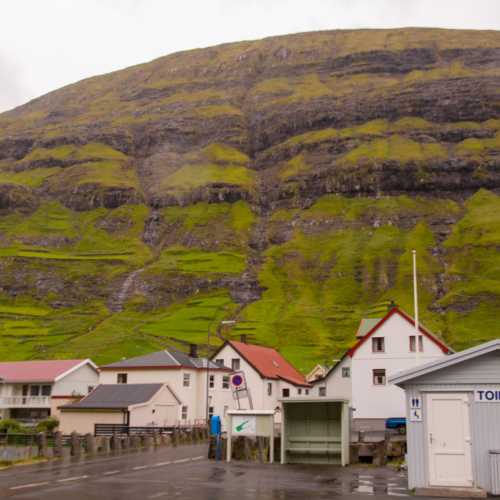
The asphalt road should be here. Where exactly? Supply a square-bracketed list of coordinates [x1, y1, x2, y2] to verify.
[0, 445, 455, 500]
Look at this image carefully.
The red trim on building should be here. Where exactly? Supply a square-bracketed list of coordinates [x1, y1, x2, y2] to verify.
[347, 307, 451, 357]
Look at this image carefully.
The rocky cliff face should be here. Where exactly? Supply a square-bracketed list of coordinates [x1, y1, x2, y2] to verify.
[0, 28, 499, 370]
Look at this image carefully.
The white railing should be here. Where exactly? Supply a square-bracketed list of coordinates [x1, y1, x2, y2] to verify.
[0, 396, 51, 408]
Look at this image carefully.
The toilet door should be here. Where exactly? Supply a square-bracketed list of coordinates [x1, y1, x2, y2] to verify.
[426, 393, 473, 487]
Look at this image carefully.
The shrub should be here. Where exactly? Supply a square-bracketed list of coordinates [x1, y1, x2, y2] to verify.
[35, 417, 59, 433]
[0, 419, 26, 434]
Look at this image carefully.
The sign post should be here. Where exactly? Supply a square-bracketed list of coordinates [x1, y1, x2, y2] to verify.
[226, 410, 275, 463]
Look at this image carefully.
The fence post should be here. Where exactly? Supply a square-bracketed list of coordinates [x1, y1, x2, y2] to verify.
[101, 436, 111, 454]
[143, 435, 153, 451]
[70, 432, 81, 458]
[111, 433, 121, 452]
[172, 429, 179, 447]
[54, 431, 63, 458]
[37, 432, 48, 458]
[85, 433, 96, 455]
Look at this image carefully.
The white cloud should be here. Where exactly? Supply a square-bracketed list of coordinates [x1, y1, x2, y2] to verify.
[0, 0, 498, 112]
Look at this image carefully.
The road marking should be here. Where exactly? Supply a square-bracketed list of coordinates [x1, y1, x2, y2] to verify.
[57, 475, 89, 483]
[149, 492, 169, 499]
[133, 465, 148, 470]
[172, 458, 190, 464]
[103, 470, 121, 475]
[190, 456, 204, 461]
[154, 461, 172, 467]
[10, 481, 50, 491]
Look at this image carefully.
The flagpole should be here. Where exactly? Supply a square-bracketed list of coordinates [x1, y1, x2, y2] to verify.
[412, 249, 420, 364]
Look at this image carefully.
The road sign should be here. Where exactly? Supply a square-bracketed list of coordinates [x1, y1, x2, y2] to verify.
[410, 397, 423, 421]
[231, 372, 247, 390]
[232, 415, 256, 436]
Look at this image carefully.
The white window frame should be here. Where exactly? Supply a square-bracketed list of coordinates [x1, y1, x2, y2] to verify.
[231, 358, 240, 371]
[373, 369, 386, 386]
[372, 337, 385, 353]
[183, 373, 191, 387]
[409, 335, 424, 353]
[181, 405, 188, 420]
[222, 375, 230, 389]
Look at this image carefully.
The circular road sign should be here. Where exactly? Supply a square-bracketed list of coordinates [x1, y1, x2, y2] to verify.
[231, 373, 244, 387]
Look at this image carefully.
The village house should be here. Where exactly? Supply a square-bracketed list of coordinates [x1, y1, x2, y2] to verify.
[306, 363, 331, 383]
[211, 339, 311, 416]
[59, 383, 181, 434]
[97, 346, 233, 425]
[0, 359, 99, 424]
[313, 306, 452, 430]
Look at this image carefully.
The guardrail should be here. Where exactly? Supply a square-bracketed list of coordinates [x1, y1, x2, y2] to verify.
[0, 396, 51, 408]
[94, 423, 205, 436]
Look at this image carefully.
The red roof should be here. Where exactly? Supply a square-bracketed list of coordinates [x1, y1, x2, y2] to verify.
[0, 360, 90, 383]
[347, 307, 451, 357]
[228, 341, 310, 387]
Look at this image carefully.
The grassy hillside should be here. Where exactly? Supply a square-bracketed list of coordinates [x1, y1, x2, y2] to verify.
[0, 28, 499, 370]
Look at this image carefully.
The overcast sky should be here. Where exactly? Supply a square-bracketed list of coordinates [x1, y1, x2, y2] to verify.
[0, 0, 499, 113]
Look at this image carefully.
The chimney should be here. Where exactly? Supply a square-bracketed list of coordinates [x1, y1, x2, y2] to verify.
[240, 334, 248, 344]
[189, 344, 198, 358]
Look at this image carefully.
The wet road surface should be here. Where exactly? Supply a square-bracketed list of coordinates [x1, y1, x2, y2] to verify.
[0, 445, 451, 500]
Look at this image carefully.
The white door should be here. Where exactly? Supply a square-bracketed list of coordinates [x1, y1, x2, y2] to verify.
[426, 393, 473, 487]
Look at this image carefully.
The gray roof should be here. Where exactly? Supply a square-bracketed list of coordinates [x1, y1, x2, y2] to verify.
[390, 339, 500, 386]
[101, 349, 224, 370]
[62, 384, 163, 410]
[356, 318, 381, 337]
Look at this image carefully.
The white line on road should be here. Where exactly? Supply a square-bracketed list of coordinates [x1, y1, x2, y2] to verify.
[148, 492, 169, 499]
[57, 475, 89, 483]
[190, 456, 205, 461]
[133, 465, 148, 470]
[154, 461, 172, 467]
[103, 470, 121, 475]
[172, 458, 190, 464]
[10, 481, 50, 491]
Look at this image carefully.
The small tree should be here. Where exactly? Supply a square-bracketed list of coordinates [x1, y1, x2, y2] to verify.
[35, 417, 59, 433]
[0, 418, 26, 434]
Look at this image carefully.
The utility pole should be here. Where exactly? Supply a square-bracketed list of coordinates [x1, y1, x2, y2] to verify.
[412, 249, 420, 364]
[205, 319, 236, 423]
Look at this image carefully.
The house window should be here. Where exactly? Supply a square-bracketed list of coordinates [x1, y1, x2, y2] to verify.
[117, 373, 128, 384]
[209, 375, 215, 389]
[181, 405, 188, 420]
[319, 386, 326, 397]
[208, 406, 214, 419]
[183, 373, 191, 387]
[298, 388, 303, 395]
[215, 358, 224, 367]
[372, 337, 385, 353]
[223, 405, 229, 417]
[305, 389, 309, 395]
[231, 358, 240, 371]
[410, 335, 424, 352]
[267, 382, 272, 396]
[30, 385, 40, 396]
[342, 367, 351, 378]
[282, 388, 290, 398]
[41, 385, 52, 396]
[222, 375, 230, 389]
[373, 369, 386, 385]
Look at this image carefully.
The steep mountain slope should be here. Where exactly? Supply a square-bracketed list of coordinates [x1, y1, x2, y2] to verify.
[0, 28, 499, 371]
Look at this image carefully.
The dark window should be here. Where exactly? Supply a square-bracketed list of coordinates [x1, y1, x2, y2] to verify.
[282, 388, 290, 398]
[410, 335, 424, 352]
[319, 386, 326, 397]
[267, 382, 272, 396]
[231, 358, 240, 371]
[208, 406, 214, 419]
[298, 388, 302, 395]
[342, 367, 351, 378]
[215, 358, 224, 367]
[305, 389, 309, 395]
[117, 373, 128, 384]
[222, 375, 230, 389]
[30, 386, 40, 396]
[372, 337, 385, 353]
[181, 406, 188, 420]
[41, 385, 52, 396]
[87, 386, 95, 394]
[373, 369, 386, 385]
[209, 375, 215, 389]
[183, 373, 191, 387]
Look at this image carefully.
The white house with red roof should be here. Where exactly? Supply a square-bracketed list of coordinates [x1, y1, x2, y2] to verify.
[314, 307, 452, 430]
[0, 359, 99, 424]
[211, 340, 311, 416]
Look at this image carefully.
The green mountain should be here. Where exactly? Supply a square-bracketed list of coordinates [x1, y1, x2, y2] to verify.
[0, 28, 499, 372]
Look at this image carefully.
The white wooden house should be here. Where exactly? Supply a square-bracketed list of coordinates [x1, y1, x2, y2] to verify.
[0, 359, 99, 424]
[314, 307, 452, 430]
[211, 340, 311, 416]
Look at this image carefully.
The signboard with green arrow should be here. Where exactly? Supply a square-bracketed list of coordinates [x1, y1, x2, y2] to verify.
[232, 415, 256, 436]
